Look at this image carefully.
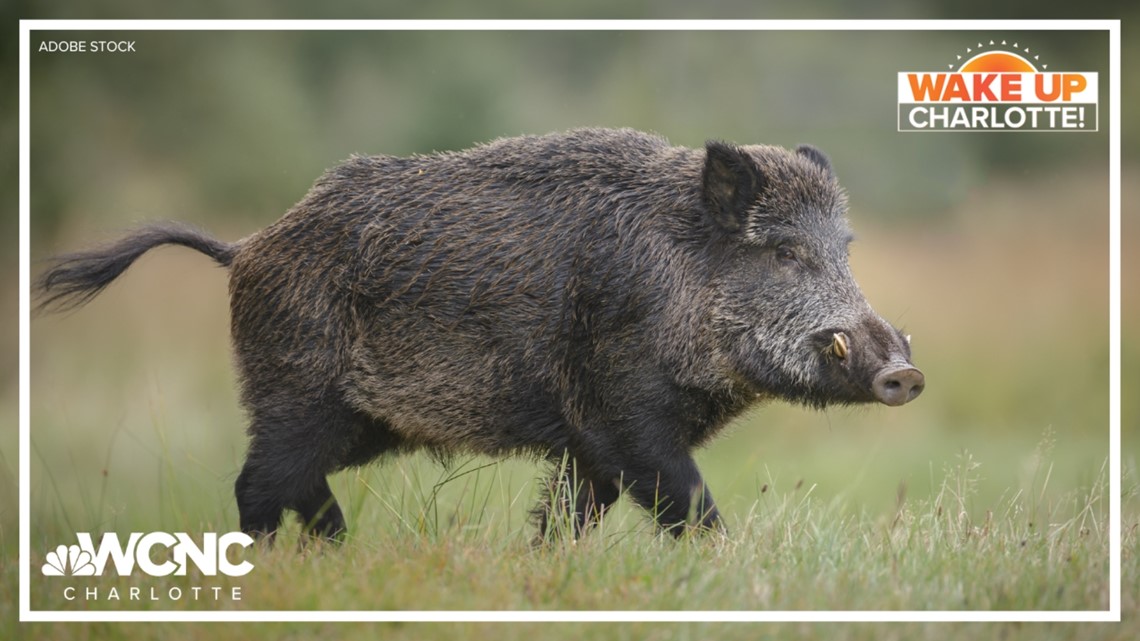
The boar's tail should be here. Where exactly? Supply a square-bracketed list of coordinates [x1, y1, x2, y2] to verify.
[35, 222, 237, 314]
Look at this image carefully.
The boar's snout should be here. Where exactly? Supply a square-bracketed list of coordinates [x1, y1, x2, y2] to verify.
[871, 365, 924, 406]
[816, 316, 925, 407]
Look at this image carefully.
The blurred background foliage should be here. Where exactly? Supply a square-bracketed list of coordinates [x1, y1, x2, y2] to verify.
[20, 28, 1116, 246]
[3, 3, 1138, 256]
[1, 10, 1135, 564]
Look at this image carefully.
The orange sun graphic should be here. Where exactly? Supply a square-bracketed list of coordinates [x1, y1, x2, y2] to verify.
[948, 40, 1048, 72]
[960, 51, 1037, 73]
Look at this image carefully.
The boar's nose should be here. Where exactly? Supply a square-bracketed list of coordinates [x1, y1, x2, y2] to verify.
[872, 366, 925, 406]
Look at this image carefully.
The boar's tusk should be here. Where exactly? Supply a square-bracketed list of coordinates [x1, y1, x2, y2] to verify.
[905, 334, 911, 345]
[831, 332, 848, 359]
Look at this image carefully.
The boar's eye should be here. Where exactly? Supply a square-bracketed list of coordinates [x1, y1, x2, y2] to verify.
[775, 245, 800, 264]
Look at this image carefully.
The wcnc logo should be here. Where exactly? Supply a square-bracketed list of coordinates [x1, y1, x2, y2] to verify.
[41, 532, 255, 578]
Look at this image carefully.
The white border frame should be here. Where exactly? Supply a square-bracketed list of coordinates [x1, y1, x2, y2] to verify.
[18, 19, 1122, 623]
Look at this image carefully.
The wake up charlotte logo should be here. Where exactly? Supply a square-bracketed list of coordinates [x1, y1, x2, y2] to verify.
[898, 39, 1098, 132]
[41, 532, 254, 603]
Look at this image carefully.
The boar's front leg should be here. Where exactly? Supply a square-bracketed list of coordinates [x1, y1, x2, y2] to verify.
[620, 448, 723, 536]
[578, 410, 723, 536]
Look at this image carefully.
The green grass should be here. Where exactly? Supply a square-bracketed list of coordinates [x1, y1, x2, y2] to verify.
[6, 441, 1133, 641]
[16, 440, 1118, 613]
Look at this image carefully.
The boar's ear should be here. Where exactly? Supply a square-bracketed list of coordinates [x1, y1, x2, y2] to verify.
[795, 144, 835, 178]
[702, 140, 767, 233]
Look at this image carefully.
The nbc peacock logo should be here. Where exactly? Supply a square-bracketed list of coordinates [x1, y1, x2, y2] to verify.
[42, 544, 96, 576]
[898, 39, 1098, 132]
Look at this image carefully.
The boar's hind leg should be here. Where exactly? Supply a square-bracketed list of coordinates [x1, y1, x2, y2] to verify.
[235, 447, 289, 542]
[235, 403, 366, 543]
[293, 476, 346, 542]
[236, 438, 347, 543]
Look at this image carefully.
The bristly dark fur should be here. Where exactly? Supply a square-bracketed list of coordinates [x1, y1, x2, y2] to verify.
[35, 128, 919, 544]
[35, 222, 235, 313]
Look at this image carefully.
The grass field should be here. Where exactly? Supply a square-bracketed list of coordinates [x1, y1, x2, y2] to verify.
[5, 169, 1137, 639]
[18, 441, 1121, 609]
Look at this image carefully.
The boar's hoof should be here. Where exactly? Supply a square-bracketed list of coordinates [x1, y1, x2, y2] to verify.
[872, 366, 925, 406]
